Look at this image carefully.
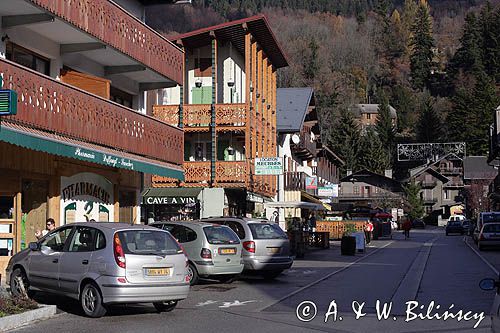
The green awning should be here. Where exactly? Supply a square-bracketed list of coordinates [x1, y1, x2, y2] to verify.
[142, 187, 202, 205]
[0, 123, 184, 180]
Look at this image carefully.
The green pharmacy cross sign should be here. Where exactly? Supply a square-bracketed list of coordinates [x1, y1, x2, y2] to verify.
[0, 89, 17, 116]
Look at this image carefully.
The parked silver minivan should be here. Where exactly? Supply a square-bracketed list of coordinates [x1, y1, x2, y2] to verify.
[201, 217, 293, 279]
[6, 223, 190, 318]
[152, 221, 243, 285]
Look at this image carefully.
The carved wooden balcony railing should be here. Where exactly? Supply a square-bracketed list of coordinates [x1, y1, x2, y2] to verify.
[0, 58, 183, 165]
[215, 104, 246, 126]
[215, 161, 247, 183]
[153, 105, 179, 126]
[184, 104, 211, 127]
[30, 0, 183, 83]
[184, 161, 211, 183]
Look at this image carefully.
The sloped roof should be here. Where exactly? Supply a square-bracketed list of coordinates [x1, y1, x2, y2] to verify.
[340, 169, 404, 192]
[464, 156, 497, 180]
[352, 104, 397, 119]
[276, 88, 314, 133]
[169, 15, 288, 68]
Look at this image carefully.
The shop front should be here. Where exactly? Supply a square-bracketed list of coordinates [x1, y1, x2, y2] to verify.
[142, 188, 202, 222]
[0, 123, 183, 275]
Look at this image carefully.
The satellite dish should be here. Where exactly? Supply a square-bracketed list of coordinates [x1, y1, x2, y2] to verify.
[292, 134, 300, 144]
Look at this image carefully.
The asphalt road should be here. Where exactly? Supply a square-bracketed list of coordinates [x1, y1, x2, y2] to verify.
[11, 227, 499, 333]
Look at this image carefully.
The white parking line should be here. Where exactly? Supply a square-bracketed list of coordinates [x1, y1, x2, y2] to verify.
[256, 241, 394, 312]
[464, 236, 500, 276]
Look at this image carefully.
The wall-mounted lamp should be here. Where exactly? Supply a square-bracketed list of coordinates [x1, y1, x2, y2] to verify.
[249, 82, 254, 92]
[256, 91, 260, 98]
[1, 34, 10, 42]
[227, 80, 235, 87]
[227, 146, 235, 156]
[195, 78, 202, 88]
[262, 98, 266, 103]
[267, 104, 271, 110]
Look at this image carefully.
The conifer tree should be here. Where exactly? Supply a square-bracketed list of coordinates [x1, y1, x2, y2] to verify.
[329, 108, 361, 176]
[359, 128, 390, 174]
[409, 0, 435, 90]
[416, 94, 443, 143]
[405, 180, 424, 220]
[375, 94, 396, 159]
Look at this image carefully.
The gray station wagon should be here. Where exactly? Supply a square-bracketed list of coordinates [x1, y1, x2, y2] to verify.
[6, 223, 190, 317]
[152, 221, 243, 285]
[200, 217, 293, 279]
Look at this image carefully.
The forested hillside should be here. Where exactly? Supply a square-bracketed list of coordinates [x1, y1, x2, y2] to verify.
[147, 0, 500, 175]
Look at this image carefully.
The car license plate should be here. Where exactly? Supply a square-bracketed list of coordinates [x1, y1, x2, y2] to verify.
[219, 248, 236, 255]
[267, 247, 281, 254]
[145, 268, 170, 276]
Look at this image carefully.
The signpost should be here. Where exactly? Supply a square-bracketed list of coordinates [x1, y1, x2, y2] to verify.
[255, 157, 283, 175]
[305, 176, 318, 190]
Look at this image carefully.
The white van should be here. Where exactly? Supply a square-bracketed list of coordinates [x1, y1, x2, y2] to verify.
[448, 215, 466, 223]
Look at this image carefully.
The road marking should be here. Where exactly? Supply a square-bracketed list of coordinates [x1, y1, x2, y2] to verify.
[196, 300, 218, 307]
[256, 241, 394, 312]
[464, 236, 500, 276]
[219, 300, 257, 308]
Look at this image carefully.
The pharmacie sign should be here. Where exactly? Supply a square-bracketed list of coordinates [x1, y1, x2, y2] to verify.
[60, 172, 114, 224]
[255, 157, 283, 175]
[144, 196, 197, 205]
[74, 148, 135, 170]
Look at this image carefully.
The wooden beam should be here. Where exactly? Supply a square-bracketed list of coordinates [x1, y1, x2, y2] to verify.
[104, 65, 146, 76]
[139, 81, 177, 90]
[2, 14, 54, 28]
[245, 32, 251, 188]
[60, 43, 106, 54]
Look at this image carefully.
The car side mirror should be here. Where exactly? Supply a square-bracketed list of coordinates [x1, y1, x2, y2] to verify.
[479, 278, 497, 291]
[29, 242, 40, 251]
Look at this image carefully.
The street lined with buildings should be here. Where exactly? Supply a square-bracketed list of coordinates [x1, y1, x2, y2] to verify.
[10, 228, 498, 333]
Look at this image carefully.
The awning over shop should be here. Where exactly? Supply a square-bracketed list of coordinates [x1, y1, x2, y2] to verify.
[142, 187, 202, 205]
[301, 191, 332, 211]
[265, 201, 326, 211]
[0, 122, 184, 180]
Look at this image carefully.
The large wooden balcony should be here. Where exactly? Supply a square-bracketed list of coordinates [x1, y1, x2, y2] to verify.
[29, 0, 183, 83]
[0, 58, 183, 165]
[153, 104, 247, 129]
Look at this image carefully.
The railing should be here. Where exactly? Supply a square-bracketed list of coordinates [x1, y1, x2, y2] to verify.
[444, 181, 464, 187]
[293, 125, 316, 156]
[184, 104, 211, 127]
[215, 161, 247, 183]
[316, 221, 366, 240]
[215, 104, 246, 126]
[340, 192, 401, 199]
[0, 58, 183, 165]
[421, 181, 437, 188]
[30, 0, 183, 83]
[440, 167, 463, 174]
[153, 105, 179, 126]
[184, 161, 211, 183]
[284, 172, 306, 191]
[423, 198, 438, 204]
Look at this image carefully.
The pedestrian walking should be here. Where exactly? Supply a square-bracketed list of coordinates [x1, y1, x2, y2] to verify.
[364, 220, 374, 244]
[402, 218, 411, 239]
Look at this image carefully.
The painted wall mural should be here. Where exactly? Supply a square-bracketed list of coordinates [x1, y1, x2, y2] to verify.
[60, 172, 114, 224]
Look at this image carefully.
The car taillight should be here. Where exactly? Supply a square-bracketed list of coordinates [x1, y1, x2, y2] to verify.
[201, 248, 212, 259]
[113, 233, 126, 269]
[243, 241, 255, 253]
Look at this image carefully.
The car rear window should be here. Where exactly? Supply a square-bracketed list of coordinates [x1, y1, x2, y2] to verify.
[203, 226, 240, 245]
[448, 221, 461, 226]
[483, 224, 500, 233]
[483, 214, 500, 223]
[117, 230, 182, 255]
[248, 223, 288, 240]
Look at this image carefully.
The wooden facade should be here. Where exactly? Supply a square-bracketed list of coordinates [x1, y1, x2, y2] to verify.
[152, 17, 285, 199]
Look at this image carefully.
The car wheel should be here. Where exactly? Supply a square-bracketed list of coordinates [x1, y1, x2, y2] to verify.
[153, 300, 178, 313]
[263, 270, 283, 280]
[478, 243, 484, 251]
[187, 263, 199, 286]
[217, 274, 238, 284]
[81, 282, 107, 318]
[10, 268, 30, 298]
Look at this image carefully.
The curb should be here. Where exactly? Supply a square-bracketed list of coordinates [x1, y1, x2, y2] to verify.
[464, 235, 500, 276]
[0, 304, 57, 332]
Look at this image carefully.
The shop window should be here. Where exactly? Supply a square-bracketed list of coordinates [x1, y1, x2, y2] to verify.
[353, 186, 360, 195]
[6, 42, 50, 75]
[0, 196, 14, 219]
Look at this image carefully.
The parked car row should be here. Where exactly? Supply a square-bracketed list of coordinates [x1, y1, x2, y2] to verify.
[5, 218, 293, 318]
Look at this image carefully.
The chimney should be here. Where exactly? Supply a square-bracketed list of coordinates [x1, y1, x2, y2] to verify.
[347, 169, 352, 176]
[385, 169, 393, 179]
